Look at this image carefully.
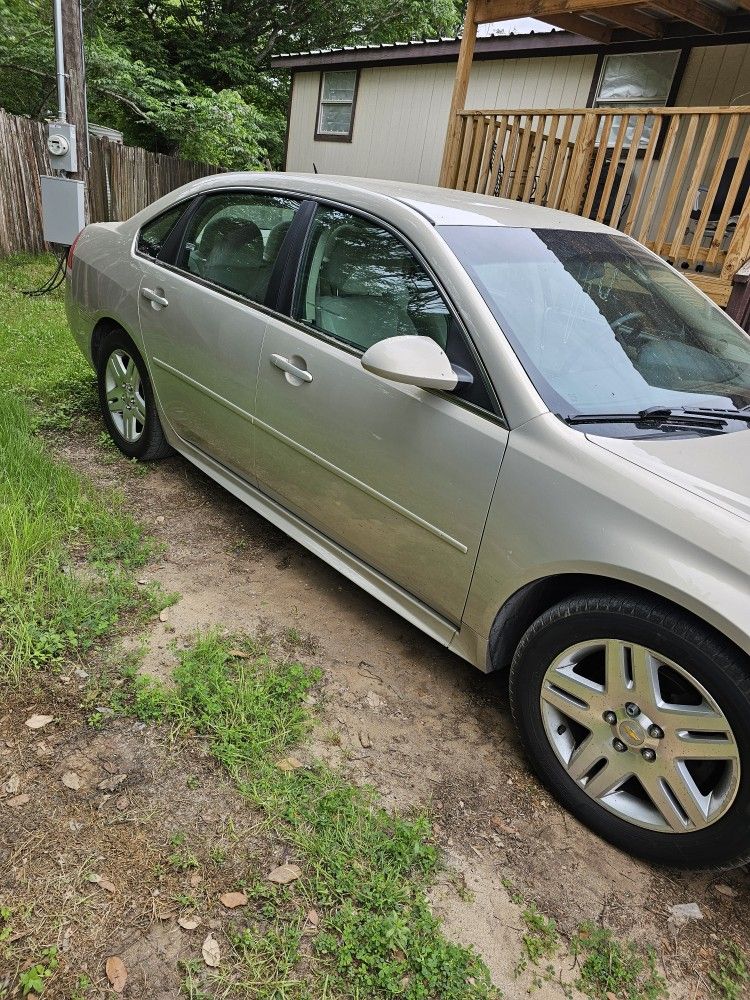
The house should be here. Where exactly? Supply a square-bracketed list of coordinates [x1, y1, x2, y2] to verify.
[272, 4, 750, 321]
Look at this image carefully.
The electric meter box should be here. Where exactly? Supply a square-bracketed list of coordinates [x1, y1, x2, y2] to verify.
[40, 175, 86, 246]
[46, 120, 78, 172]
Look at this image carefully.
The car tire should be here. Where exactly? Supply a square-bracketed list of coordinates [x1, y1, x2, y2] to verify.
[509, 591, 750, 870]
[96, 328, 173, 461]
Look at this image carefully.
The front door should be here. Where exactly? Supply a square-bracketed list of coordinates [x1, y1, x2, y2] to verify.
[137, 191, 302, 478]
[254, 205, 508, 623]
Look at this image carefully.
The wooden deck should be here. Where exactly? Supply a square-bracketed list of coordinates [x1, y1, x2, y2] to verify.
[442, 105, 750, 307]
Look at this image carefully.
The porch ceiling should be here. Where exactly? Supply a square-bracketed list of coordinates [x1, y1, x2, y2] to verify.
[475, 0, 750, 42]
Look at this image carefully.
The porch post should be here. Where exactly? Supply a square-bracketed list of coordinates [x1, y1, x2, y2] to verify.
[438, 0, 478, 187]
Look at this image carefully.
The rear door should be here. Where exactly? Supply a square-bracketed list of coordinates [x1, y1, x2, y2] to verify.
[136, 190, 304, 479]
[254, 204, 508, 623]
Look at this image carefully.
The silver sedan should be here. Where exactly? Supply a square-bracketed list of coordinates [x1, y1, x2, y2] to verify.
[66, 173, 750, 869]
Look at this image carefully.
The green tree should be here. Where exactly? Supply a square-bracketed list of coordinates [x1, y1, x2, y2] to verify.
[0, 0, 462, 167]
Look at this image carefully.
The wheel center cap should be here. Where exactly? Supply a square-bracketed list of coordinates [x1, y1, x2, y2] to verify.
[618, 720, 646, 748]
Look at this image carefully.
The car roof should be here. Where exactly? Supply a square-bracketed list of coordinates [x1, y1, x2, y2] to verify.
[186, 171, 613, 232]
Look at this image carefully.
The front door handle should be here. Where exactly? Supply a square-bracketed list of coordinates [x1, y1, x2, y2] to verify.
[141, 287, 169, 307]
[270, 354, 313, 383]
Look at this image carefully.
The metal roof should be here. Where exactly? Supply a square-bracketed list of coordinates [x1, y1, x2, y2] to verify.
[271, 4, 750, 69]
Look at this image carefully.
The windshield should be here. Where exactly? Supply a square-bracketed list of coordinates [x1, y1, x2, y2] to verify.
[440, 226, 750, 422]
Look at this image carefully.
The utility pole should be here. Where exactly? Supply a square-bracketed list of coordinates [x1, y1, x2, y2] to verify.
[60, 0, 89, 181]
[41, 0, 88, 245]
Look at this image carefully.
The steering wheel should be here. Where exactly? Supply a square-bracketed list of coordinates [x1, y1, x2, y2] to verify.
[611, 310, 647, 334]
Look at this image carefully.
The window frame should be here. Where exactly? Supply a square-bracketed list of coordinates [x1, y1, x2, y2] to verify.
[591, 49, 683, 111]
[132, 187, 310, 319]
[278, 198, 505, 424]
[134, 199, 194, 262]
[586, 47, 688, 156]
[314, 69, 360, 143]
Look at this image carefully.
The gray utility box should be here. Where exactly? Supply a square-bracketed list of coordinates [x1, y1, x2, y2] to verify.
[40, 175, 86, 246]
[46, 121, 78, 173]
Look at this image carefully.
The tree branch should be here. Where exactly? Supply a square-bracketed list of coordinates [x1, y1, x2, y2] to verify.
[0, 62, 52, 80]
[96, 87, 151, 120]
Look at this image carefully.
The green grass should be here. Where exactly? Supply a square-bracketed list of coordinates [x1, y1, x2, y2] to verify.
[0, 254, 159, 684]
[133, 630, 501, 1000]
[710, 942, 749, 1000]
[514, 903, 559, 988]
[572, 923, 667, 1000]
[0, 253, 93, 410]
[0, 394, 157, 682]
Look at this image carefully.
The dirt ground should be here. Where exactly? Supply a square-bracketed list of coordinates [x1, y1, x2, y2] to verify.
[3, 426, 750, 998]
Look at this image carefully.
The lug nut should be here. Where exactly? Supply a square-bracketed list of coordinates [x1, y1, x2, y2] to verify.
[625, 703, 641, 718]
[613, 739, 627, 753]
[648, 724, 664, 740]
[641, 748, 656, 762]
[603, 711, 617, 725]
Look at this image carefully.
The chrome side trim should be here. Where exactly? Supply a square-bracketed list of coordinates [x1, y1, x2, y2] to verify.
[254, 416, 468, 553]
[171, 436, 459, 648]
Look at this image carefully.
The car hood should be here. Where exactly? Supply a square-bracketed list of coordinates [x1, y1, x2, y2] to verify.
[589, 429, 750, 523]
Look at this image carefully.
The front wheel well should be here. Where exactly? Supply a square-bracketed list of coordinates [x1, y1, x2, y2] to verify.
[487, 574, 745, 674]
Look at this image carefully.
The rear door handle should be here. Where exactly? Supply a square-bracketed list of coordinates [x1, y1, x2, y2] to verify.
[270, 354, 313, 383]
[141, 287, 169, 307]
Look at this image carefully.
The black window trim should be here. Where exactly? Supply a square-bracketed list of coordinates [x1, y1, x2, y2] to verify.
[134, 197, 195, 262]
[276, 195, 507, 427]
[132, 184, 507, 427]
[132, 186, 311, 322]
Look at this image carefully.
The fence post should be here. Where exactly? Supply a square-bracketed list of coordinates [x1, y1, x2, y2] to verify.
[559, 112, 598, 216]
[438, 0, 478, 187]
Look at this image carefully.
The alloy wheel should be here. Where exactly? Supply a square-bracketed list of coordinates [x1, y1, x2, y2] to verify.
[105, 348, 146, 443]
[539, 639, 740, 833]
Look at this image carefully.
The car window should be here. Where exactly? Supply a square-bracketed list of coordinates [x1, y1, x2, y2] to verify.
[136, 204, 187, 259]
[177, 192, 301, 304]
[293, 205, 495, 413]
[441, 225, 750, 421]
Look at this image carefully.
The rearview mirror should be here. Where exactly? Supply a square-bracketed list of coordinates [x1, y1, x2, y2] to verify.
[361, 336, 460, 390]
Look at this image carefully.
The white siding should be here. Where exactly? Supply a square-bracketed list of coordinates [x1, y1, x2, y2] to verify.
[284, 43, 750, 185]
[285, 55, 596, 184]
[677, 43, 750, 106]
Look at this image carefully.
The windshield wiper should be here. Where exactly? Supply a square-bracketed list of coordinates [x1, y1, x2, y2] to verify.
[562, 407, 727, 429]
[682, 407, 750, 424]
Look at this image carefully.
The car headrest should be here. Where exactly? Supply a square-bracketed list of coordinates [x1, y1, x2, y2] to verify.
[322, 224, 405, 301]
[265, 220, 291, 262]
[206, 219, 264, 270]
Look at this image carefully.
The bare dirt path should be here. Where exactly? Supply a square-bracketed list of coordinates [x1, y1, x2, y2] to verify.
[54, 431, 750, 998]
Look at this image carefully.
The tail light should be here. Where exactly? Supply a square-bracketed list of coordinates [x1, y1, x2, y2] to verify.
[65, 230, 83, 272]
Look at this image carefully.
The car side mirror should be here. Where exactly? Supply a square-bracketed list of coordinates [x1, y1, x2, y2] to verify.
[361, 336, 469, 391]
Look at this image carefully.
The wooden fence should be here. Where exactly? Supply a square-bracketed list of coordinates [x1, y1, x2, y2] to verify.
[0, 109, 220, 255]
[445, 105, 750, 307]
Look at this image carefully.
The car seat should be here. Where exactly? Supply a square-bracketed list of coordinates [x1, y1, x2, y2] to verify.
[317, 224, 420, 349]
[201, 219, 265, 299]
[264, 220, 292, 263]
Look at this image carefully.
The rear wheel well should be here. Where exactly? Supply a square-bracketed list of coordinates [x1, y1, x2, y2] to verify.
[91, 318, 131, 367]
[487, 574, 745, 673]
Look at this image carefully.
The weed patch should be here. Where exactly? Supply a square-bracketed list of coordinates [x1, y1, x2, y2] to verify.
[710, 942, 749, 1000]
[0, 394, 156, 682]
[132, 630, 500, 999]
[572, 922, 667, 1000]
[514, 903, 559, 990]
[0, 254, 94, 419]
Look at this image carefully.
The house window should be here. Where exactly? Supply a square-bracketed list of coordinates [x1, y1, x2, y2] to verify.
[594, 51, 681, 108]
[316, 70, 358, 141]
[593, 51, 681, 148]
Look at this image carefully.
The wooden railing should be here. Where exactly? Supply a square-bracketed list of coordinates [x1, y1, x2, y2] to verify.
[442, 106, 750, 306]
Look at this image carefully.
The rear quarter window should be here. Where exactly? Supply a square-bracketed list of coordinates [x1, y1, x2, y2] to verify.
[136, 203, 188, 259]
